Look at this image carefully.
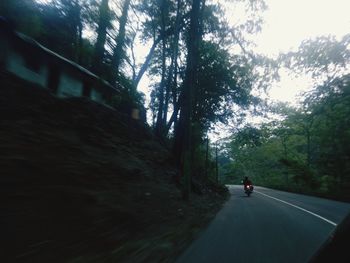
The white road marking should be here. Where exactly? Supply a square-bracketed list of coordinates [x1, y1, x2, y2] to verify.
[255, 190, 337, 226]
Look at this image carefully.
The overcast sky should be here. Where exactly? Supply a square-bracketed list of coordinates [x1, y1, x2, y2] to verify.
[244, 0, 349, 55]
[236, 0, 350, 103]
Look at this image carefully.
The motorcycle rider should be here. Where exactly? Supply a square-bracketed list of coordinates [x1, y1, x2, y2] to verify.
[243, 176, 253, 190]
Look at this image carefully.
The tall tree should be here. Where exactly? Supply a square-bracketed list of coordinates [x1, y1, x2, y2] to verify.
[58, 0, 84, 61]
[111, 0, 131, 82]
[0, 0, 42, 38]
[177, 0, 202, 200]
[92, 0, 110, 75]
[154, 0, 170, 136]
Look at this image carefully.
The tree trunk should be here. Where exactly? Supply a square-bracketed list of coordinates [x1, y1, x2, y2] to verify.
[306, 129, 311, 168]
[163, 0, 182, 132]
[64, 0, 81, 61]
[281, 137, 289, 187]
[133, 36, 162, 89]
[155, 41, 166, 136]
[129, 31, 137, 85]
[76, 11, 83, 64]
[111, 0, 131, 82]
[176, 0, 202, 200]
[205, 136, 209, 179]
[92, 0, 109, 75]
[215, 142, 219, 183]
[305, 116, 314, 168]
[165, 91, 181, 135]
[155, 0, 168, 136]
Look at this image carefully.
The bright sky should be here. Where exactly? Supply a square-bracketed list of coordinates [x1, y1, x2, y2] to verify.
[245, 0, 349, 55]
[241, 0, 350, 103]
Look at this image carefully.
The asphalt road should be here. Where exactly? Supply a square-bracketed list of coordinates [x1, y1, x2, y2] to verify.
[176, 185, 350, 263]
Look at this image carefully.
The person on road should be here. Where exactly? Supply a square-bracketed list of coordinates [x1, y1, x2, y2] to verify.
[243, 176, 253, 190]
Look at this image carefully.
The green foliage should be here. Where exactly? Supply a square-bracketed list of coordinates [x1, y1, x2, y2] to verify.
[110, 75, 146, 120]
[224, 74, 350, 200]
[194, 41, 254, 133]
[280, 34, 350, 82]
[224, 34, 350, 200]
[310, 75, 350, 186]
[0, 0, 43, 37]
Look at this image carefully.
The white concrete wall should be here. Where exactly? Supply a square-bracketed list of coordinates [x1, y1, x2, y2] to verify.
[1, 36, 114, 105]
[6, 51, 48, 87]
[57, 72, 83, 97]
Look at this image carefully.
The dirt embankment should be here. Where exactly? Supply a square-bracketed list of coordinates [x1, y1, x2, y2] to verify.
[0, 73, 228, 263]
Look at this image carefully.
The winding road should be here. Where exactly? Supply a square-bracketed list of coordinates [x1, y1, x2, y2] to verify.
[176, 185, 350, 263]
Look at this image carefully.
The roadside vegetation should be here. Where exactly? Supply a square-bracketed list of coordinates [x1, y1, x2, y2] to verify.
[220, 35, 350, 201]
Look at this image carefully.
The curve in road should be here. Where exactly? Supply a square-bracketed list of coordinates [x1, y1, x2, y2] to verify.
[176, 185, 350, 263]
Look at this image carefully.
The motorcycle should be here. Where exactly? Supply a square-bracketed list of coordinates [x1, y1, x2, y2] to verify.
[244, 184, 254, 196]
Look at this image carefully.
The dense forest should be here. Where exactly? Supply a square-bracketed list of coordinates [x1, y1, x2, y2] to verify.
[1, 0, 349, 201]
[221, 35, 350, 200]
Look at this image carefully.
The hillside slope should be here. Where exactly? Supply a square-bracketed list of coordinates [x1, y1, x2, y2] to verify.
[0, 73, 227, 263]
